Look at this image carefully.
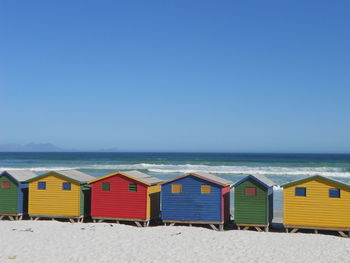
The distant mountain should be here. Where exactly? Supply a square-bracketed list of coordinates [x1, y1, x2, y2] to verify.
[0, 143, 64, 152]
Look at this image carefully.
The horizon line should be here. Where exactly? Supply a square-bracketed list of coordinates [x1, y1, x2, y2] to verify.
[0, 151, 350, 155]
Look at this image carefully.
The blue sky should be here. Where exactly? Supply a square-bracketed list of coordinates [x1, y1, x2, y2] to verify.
[1, 0, 350, 152]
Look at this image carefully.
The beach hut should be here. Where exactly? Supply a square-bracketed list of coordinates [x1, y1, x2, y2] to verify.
[0, 170, 37, 220]
[89, 170, 162, 227]
[233, 174, 274, 232]
[281, 175, 350, 237]
[26, 170, 94, 222]
[160, 172, 232, 231]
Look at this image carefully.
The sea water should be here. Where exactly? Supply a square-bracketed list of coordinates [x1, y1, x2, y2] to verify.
[1, 152, 350, 219]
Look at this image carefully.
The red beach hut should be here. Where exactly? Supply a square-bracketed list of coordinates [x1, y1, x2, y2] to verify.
[89, 170, 162, 227]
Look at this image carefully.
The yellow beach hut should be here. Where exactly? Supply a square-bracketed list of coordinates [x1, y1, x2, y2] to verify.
[282, 175, 350, 237]
[26, 170, 94, 222]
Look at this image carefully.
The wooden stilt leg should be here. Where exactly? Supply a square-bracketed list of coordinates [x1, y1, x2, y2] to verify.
[98, 219, 103, 223]
[135, 221, 142, 227]
[237, 226, 241, 230]
[314, 229, 318, 234]
[0, 216, 3, 220]
[290, 228, 298, 233]
[265, 226, 269, 232]
[255, 227, 262, 232]
[210, 224, 218, 231]
[338, 231, 348, 238]
[93, 219, 96, 223]
[18, 215, 23, 221]
[116, 220, 119, 224]
[69, 218, 75, 223]
[170, 223, 175, 226]
[34, 217, 39, 221]
[286, 228, 288, 233]
[243, 226, 250, 231]
[219, 224, 224, 231]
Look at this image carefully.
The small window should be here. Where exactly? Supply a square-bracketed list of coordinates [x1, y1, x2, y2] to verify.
[171, 184, 182, 194]
[102, 182, 110, 191]
[295, 187, 306, 197]
[38, 182, 46, 190]
[329, 188, 340, 198]
[129, 183, 137, 192]
[1, 181, 10, 189]
[201, 185, 211, 194]
[245, 187, 256, 196]
[62, 182, 71, 191]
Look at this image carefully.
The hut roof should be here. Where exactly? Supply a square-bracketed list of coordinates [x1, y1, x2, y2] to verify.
[26, 170, 94, 184]
[89, 170, 162, 186]
[281, 175, 350, 189]
[233, 174, 275, 189]
[1, 170, 37, 183]
[161, 172, 232, 186]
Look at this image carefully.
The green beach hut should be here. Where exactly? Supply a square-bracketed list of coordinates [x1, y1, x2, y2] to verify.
[0, 170, 37, 220]
[233, 174, 274, 232]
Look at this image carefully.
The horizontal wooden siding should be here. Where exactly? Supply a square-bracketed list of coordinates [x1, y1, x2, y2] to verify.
[234, 179, 268, 225]
[161, 176, 222, 222]
[283, 178, 350, 228]
[28, 174, 81, 217]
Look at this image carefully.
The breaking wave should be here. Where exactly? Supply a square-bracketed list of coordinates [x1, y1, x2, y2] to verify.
[1, 163, 350, 178]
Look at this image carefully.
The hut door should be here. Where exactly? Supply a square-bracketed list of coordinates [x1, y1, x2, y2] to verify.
[22, 188, 29, 214]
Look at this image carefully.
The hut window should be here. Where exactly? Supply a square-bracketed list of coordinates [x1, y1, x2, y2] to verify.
[38, 182, 46, 190]
[129, 183, 137, 192]
[171, 184, 182, 194]
[102, 182, 110, 191]
[329, 188, 340, 198]
[245, 187, 256, 196]
[62, 182, 71, 191]
[295, 187, 306, 197]
[1, 181, 10, 189]
[201, 185, 211, 194]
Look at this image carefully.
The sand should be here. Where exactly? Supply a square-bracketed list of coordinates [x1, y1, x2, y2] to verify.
[1, 221, 350, 263]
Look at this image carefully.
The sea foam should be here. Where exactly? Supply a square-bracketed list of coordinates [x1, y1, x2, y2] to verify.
[1, 163, 350, 178]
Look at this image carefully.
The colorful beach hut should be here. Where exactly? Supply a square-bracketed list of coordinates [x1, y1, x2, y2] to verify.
[26, 170, 94, 222]
[282, 175, 350, 237]
[160, 172, 232, 231]
[233, 174, 274, 231]
[0, 170, 37, 220]
[89, 170, 162, 227]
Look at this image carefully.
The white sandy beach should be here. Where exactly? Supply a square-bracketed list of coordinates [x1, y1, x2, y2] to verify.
[0, 221, 349, 263]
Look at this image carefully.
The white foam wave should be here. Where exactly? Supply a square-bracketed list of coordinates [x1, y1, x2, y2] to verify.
[1, 163, 350, 178]
[0, 167, 81, 172]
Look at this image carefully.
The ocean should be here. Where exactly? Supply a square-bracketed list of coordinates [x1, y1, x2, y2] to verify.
[1, 152, 350, 219]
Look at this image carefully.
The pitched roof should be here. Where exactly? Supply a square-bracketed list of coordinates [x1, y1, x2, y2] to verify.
[89, 170, 162, 186]
[233, 174, 275, 188]
[26, 170, 94, 184]
[161, 172, 233, 186]
[1, 170, 37, 183]
[56, 170, 95, 183]
[281, 175, 350, 189]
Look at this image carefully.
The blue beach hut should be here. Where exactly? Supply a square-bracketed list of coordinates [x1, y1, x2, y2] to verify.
[160, 172, 232, 231]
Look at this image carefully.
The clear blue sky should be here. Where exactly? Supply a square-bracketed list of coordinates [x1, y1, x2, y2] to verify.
[1, 0, 350, 152]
